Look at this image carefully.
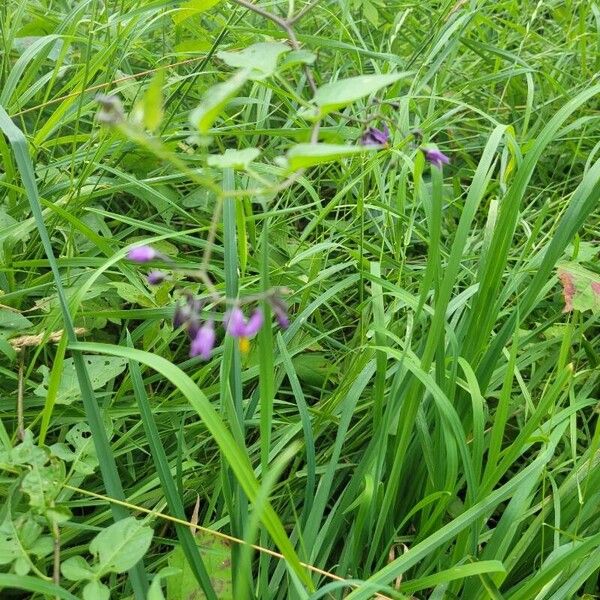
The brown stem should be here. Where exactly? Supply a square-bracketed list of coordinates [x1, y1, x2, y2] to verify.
[232, 0, 317, 94]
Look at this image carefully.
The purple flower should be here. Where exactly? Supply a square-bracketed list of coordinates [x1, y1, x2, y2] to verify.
[270, 299, 289, 329]
[225, 307, 264, 338]
[147, 270, 167, 285]
[422, 147, 450, 168]
[189, 322, 216, 360]
[360, 125, 390, 147]
[127, 245, 157, 262]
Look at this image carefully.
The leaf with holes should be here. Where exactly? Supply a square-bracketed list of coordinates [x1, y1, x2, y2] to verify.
[90, 517, 153, 576]
[217, 42, 290, 80]
[21, 458, 65, 512]
[34, 356, 127, 405]
[50, 423, 100, 475]
[557, 262, 600, 314]
[167, 533, 232, 600]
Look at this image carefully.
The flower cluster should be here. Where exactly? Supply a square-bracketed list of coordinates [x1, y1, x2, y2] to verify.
[126, 245, 289, 360]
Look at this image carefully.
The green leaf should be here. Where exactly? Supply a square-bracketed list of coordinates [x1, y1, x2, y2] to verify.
[141, 71, 164, 132]
[280, 49, 317, 70]
[148, 567, 181, 600]
[0, 309, 32, 331]
[167, 534, 232, 600]
[50, 422, 99, 475]
[21, 458, 64, 511]
[217, 42, 290, 80]
[189, 70, 249, 134]
[172, 0, 223, 24]
[34, 356, 127, 405]
[61, 556, 95, 582]
[557, 262, 600, 313]
[83, 580, 110, 600]
[312, 72, 410, 116]
[8, 430, 47, 467]
[89, 517, 153, 576]
[283, 143, 378, 171]
[207, 148, 260, 170]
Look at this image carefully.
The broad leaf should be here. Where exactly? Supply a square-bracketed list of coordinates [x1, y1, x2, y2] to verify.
[89, 517, 153, 575]
[189, 70, 249, 134]
[21, 459, 64, 511]
[207, 148, 260, 170]
[61, 556, 95, 582]
[83, 580, 110, 600]
[51, 422, 99, 475]
[0, 309, 32, 331]
[557, 262, 600, 313]
[312, 72, 410, 116]
[34, 356, 127, 405]
[167, 533, 232, 599]
[217, 42, 290, 80]
[284, 143, 379, 171]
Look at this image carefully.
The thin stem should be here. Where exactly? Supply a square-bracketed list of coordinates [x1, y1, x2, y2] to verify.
[17, 353, 25, 441]
[289, 0, 320, 25]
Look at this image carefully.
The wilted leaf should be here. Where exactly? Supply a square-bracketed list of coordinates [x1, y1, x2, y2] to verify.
[167, 533, 232, 599]
[312, 72, 410, 116]
[89, 517, 153, 575]
[189, 70, 249, 134]
[34, 356, 127, 405]
[284, 143, 378, 171]
[207, 148, 260, 170]
[557, 262, 600, 313]
[217, 42, 290, 79]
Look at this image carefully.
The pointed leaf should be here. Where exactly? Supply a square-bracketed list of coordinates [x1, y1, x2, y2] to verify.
[190, 70, 249, 134]
[217, 42, 290, 80]
[207, 148, 260, 170]
[284, 143, 379, 171]
[312, 72, 410, 116]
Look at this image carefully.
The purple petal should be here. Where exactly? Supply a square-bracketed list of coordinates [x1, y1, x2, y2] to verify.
[272, 304, 289, 329]
[243, 309, 264, 337]
[225, 307, 247, 337]
[147, 270, 166, 285]
[127, 245, 157, 262]
[189, 322, 216, 360]
[423, 148, 450, 168]
[173, 303, 192, 329]
[360, 126, 389, 147]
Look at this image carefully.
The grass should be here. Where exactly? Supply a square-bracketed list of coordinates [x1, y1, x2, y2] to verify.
[1, 0, 599, 598]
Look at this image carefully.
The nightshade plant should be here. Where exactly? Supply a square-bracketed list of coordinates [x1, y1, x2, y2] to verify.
[1, 1, 600, 600]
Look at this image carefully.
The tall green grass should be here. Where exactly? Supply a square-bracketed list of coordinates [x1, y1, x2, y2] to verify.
[1, 0, 599, 599]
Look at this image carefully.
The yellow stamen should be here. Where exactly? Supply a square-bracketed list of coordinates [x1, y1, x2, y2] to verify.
[239, 337, 250, 354]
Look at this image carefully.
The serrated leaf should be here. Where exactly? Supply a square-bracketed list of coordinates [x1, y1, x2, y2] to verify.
[189, 69, 249, 134]
[217, 42, 290, 80]
[83, 580, 110, 600]
[284, 143, 378, 171]
[312, 72, 410, 116]
[89, 517, 153, 576]
[172, 0, 223, 23]
[207, 148, 260, 170]
[167, 534, 232, 600]
[61, 556, 95, 582]
[34, 356, 127, 405]
[557, 262, 600, 314]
